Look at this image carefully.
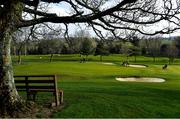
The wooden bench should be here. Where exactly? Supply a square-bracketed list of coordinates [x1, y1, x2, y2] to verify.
[14, 75, 63, 106]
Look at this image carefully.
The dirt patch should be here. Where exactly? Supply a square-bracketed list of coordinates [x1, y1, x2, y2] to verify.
[0, 101, 37, 118]
[35, 103, 65, 118]
[0, 101, 64, 118]
[116, 77, 165, 83]
[128, 64, 147, 68]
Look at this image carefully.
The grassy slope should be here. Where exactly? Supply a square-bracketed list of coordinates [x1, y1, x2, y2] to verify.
[13, 54, 180, 118]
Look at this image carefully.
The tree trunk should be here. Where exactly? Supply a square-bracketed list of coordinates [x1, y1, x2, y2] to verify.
[13, 46, 17, 56]
[24, 43, 27, 56]
[0, 27, 22, 117]
[100, 55, 102, 61]
[168, 57, 171, 65]
[169, 57, 174, 64]
[50, 54, 54, 62]
[126, 56, 129, 62]
[18, 53, 22, 64]
[153, 56, 155, 62]
[171, 57, 175, 64]
[86, 55, 88, 61]
[17, 46, 22, 64]
[0, 0, 24, 117]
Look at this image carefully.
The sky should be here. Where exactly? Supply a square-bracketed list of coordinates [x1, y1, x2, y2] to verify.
[46, 0, 180, 38]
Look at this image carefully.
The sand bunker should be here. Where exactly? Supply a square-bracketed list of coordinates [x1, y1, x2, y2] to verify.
[128, 64, 147, 68]
[116, 77, 165, 83]
[103, 63, 116, 65]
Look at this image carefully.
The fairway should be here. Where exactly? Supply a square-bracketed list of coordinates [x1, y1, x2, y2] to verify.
[13, 54, 180, 118]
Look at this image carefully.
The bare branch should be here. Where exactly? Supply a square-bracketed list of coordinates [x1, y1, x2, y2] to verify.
[23, 7, 57, 17]
[17, 0, 180, 36]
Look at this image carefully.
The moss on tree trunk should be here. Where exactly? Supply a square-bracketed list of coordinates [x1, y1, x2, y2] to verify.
[0, 0, 26, 117]
[0, 25, 23, 117]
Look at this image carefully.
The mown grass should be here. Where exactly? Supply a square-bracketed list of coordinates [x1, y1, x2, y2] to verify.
[13, 54, 180, 118]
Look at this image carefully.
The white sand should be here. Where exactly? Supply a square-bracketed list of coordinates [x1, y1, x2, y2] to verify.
[128, 64, 147, 68]
[103, 63, 116, 65]
[116, 77, 165, 83]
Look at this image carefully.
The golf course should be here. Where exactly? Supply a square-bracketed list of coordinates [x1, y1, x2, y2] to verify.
[13, 54, 180, 118]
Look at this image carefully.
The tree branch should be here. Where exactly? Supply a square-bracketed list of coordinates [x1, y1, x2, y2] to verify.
[23, 7, 58, 17]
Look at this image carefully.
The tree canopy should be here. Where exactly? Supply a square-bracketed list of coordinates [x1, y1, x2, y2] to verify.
[1, 0, 180, 37]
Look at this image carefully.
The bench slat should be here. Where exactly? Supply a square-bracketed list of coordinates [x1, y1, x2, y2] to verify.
[14, 75, 62, 106]
[17, 89, 55, 92]
[14, 75, 55, 78]
[15, 80, 55, 83]
[16, 85, 55, 89]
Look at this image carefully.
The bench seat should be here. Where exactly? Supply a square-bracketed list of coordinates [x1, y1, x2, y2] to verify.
[15, 75, 63, 106]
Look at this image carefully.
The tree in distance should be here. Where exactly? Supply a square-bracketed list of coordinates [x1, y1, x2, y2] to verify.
[0, 0, 180, 117]
[95, 42, 110, 61]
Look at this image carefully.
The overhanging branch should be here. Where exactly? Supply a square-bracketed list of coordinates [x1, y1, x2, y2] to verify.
[23, 7, 57, 17]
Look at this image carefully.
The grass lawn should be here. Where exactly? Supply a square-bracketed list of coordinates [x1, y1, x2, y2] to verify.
[13, 54, 180, 118]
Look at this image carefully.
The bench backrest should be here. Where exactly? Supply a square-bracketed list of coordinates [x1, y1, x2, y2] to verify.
[14, 75, 58, 92]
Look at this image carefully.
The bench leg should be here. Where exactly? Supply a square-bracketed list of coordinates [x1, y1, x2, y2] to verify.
[54, 90, 63, 106]
[27, 91, 37, 101]
[59, 90, 64, 104]
[55, 91, 60, 106]
[27, 92, 31, 100]
[32, 92, 37, 101]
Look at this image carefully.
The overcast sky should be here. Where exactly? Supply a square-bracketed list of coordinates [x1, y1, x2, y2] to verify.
[46, 1, 180, 38]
